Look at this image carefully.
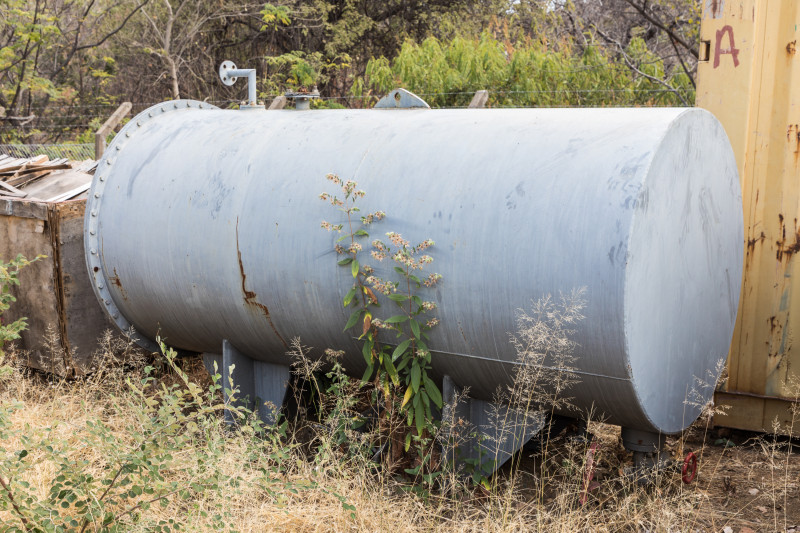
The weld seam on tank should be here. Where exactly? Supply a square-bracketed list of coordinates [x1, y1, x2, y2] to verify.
[387, 345, 633, 382]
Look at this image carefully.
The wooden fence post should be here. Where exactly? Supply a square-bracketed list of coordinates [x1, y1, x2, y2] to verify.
[95, 102, 132, 159]
[468, 90, 489, 108]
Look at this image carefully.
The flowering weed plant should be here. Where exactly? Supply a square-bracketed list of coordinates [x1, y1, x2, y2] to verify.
[320, 174, 444, 463]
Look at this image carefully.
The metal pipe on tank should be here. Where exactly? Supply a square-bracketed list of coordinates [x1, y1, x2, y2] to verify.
[218, 61, 260, 108]
[227, 68, 256, 106]
[84, 100, 743, 440]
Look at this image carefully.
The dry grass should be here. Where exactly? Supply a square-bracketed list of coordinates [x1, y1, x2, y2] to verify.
[0, 336, 798, 532]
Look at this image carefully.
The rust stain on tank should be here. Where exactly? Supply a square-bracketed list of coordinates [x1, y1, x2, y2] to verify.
[235, 218, 289, 349]
[109, 268, 128, 300]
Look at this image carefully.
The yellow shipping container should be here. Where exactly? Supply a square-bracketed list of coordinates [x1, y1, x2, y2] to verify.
[697, 0, 800, 433]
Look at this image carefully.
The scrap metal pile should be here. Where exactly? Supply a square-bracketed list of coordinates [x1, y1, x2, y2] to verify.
[0, 154, 96, 203]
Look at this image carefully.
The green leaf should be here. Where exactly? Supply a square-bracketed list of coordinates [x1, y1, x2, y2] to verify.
[423, 375, 443, 409]
[337, 257, 353, 265]
[410, 319, 420, 339]
[336, 233, 349, 243]
[343, 287, 357, 307]
[392, 339, 411, 361]
[344, 308, 363, 331]
[355, 229, 369, 236]
[384, 359, 400, 386]
[415, 402, 425, 436]
[409, 274, 421, 286]
[361, 362, 374, 383]
[410, 362, 421, 393]
[384, 315, 408, 324]
[420, 389, 430, 408]
[405, 464, 421, 476]
[351, 258, 359, 278]
[362, 341, 373, 365]
[404, 431, 412, 452]
[388, 293, 408, 303]
[394, 266, 406, 275]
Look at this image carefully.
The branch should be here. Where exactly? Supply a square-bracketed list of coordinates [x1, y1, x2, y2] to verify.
[594, 26, 690, 106]
[54, 0, 96, 75]
[0, 475, 31, 531]
[75, 0, 152, 51]
[669, 34, 696, 89]
[9, 0, 41, 114]
[0, 115, 36, 126]
[621, 0, 699, 59]
[113, 488, 182, 523]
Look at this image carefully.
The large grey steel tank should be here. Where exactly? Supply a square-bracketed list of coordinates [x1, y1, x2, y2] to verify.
[85, 100, 743, 436]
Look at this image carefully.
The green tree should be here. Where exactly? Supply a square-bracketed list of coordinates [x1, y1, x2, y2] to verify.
[354, 31, 693, 108]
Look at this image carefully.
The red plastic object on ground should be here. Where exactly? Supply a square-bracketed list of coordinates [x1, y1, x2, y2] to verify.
[682, 451, 698, 484]
[580, 440, 601, 505]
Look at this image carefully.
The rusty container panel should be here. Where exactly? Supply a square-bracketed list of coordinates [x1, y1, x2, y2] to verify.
[1, 199, 64, 372]
[0, 198, 115, 375]
[697, 0, 800, 433]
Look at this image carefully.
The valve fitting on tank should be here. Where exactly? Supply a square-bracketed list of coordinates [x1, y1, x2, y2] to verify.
[219, 60, 264, 110]
[285, 87, 321, 110]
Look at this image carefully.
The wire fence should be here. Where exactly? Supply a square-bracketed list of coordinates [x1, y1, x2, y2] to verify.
[0, 143, 95, 160]
[0, 86, 694, 147]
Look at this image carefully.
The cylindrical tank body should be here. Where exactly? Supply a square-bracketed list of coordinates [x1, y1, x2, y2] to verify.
[85, 101, 743, 435]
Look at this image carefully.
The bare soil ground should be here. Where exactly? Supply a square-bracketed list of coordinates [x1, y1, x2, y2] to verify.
[517, 421, 800, 533]
[681, 426, 800, 532]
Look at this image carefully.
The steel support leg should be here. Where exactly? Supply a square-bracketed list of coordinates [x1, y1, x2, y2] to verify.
[441, 375, 545, 474]
[621, 427, 671, 484]
[203, 340, 290, 425]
